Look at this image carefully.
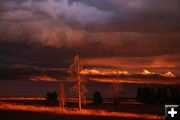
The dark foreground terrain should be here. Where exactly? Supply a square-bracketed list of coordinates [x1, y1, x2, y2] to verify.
[0, 110, 163, 120]
[0, 98, 164, 115]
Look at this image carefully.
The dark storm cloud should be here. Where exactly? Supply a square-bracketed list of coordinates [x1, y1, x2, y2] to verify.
[1, 0, 180, 33]
[0, 0, 180, 78]
[69, 0, 180, 32]
[69, 0, 180, 13]
[78, 33, 180, 57]
[0, 41, 75, 67]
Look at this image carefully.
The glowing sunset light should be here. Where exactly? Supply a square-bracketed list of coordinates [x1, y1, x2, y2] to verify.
[80, 69, 102, 75]
[30, 75, 57, 81]
[117, 70, 129, 75]
[80, 69, 128, 75]
[90, 77, 180, 84]
[161, 71, 176, 78]
[141, 69, 155, 75]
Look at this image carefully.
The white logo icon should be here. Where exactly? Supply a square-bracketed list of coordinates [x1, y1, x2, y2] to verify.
[168, 108, 177, 118]
[165, 105, 179, 118]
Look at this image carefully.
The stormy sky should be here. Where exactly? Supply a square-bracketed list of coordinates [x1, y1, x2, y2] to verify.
[0, 0, 180, 79]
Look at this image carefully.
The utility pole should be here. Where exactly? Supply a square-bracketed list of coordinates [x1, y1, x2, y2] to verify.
[59, 82, 65, 110]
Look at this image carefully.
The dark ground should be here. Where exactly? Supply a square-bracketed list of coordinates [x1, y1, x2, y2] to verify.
[0, 99, 165, 115]
[0, 110, 163, 120]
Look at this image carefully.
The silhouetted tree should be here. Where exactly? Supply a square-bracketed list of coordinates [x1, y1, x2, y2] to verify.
[59, 83, 65, 109]
[136, 86, 180, 104]
[93, 91, 103, 105]
[69, 55, 87, 110]
[46, 91, 58, 102]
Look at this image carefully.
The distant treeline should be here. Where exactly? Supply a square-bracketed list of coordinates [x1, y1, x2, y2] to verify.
[137, 86, 180, 104]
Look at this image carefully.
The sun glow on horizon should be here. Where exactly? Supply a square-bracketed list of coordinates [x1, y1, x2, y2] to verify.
[80, 69, 129, 76]
[141, 69, 155, 75]
[161, 71, 176, 78]
[81, 68, 176, 78]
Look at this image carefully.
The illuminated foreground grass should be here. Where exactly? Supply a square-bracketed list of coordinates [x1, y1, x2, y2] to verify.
[0, 102, 164, 120]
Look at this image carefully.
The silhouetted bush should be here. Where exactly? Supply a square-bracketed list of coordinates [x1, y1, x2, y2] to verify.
[93, 91, 103, 105]
[46, 91, 58, 101]
[46, 91, 58, 106]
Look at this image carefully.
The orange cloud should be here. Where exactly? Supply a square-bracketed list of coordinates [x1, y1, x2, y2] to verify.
[161, 71, 176, 78]
[141, 69, 155, 75]
[81, 68, 177, 80]
[30, 75, 57, 81]
[80, 69, 128, 76]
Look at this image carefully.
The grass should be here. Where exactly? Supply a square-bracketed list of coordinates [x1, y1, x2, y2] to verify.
[0, 99, 165, 120]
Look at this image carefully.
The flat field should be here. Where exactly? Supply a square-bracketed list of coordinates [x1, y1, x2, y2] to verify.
[0, 98, 165, 120]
